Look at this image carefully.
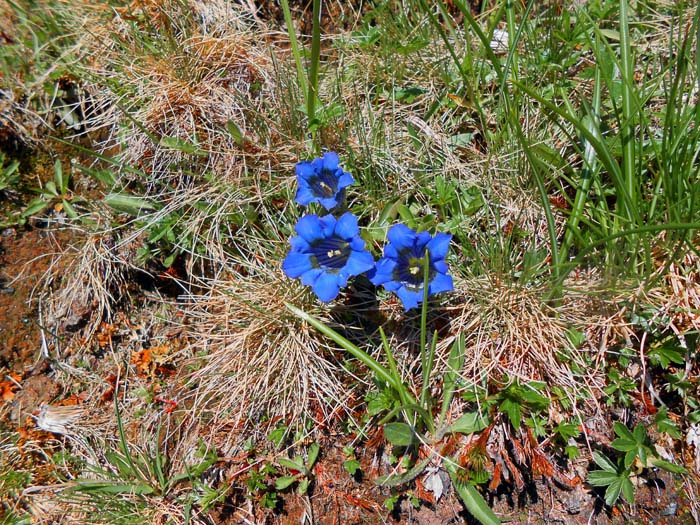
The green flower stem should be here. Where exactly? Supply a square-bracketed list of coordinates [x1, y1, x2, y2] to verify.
[419, 251, 433, 410]
[285, 302, 413, 400]
[279, 0, 307, 105]
[307, 0, 322, 128]
[379, 326, 418, 419]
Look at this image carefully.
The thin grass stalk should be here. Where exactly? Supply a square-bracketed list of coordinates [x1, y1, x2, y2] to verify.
[280, 0, 308, 110]
[558, 55, 603, 267]
[379, 326, 415, 420]
[504, 0, 519, 79]
[285, 303, 410, 398]
[419, 251, 430, 409]
[419, 0, 492, 142]
[619, 0, 637, 218]
[307, 0, 322, 134]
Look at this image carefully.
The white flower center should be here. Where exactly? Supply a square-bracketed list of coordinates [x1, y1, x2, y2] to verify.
[327, 248, 343, 258]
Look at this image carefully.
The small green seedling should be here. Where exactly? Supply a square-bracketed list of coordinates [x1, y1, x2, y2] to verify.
[275, 443, 320, 495]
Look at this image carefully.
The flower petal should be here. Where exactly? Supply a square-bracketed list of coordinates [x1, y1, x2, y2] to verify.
[395, 286, 422, 311]
[300, 268, 322, 286]
[322, 152, 340, 171]
[320, 196, 341, 211]
[427, 233, 452, 261]
[319, 214, 337, 237]
[337, 172, 355, 190]
[387, 224, 417, 252]
[344, 250, 375, 277]
[429, 272, 454, 295]
[312, 272, 341, 302]
[334, 212, 359, 240]
[369, 258, 396, 286]
[282, 251, 313, 278]
[415, 231, 432, 252]
[295, 161, 315, 180]
[294, 186, 316, 207]
[295, 215, 324, 243]
[432, 260, 448, 274]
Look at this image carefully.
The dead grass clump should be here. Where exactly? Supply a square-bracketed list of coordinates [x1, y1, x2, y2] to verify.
[44, 233, 132, 342]
[178, 270, 352, 453]
[444, 276, 604, 410]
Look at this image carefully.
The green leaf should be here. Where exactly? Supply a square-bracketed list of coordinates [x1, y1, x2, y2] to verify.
[53, 159, 64, 193]
[226, 120, 245, 145]
[306, 443, 320, 469]
[298, 477, 310, 494]
[45, 180, 58, 197]
[588, 470, 621, 486]
[343, 459, 361, 476]
[383, 422, 415, 447]
[73, 480, 155, 495]
[278, 458, 304, 471]
[499, 398, 522, 429]
[620, 477, 635, 503]
[447, 470, 501, 525]
[104, 193, 156, 215]
[651, 459, 688, 475]
[604, 477, 623, 506]
[450, 411, 489, 435]
[275, 475, 298, 490]
[440, 333, 466, 426]
[159, 136, 207, 155]
[592, 451, 618, 473]
[21, 198, 49, 218]
[62, 199, 78, 218]
[612, 421, 635, 443]
[375, 456, 431, 487]
[654, 408, 682, 439]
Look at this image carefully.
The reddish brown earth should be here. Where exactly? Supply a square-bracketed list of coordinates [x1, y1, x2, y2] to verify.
[0, 227, 70, 430]
[0, 226, 696, 524]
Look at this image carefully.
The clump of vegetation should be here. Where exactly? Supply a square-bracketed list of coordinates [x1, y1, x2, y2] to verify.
[0, 0, 699, 523]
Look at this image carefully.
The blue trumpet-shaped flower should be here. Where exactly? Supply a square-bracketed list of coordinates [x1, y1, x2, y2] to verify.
[294, 152, 354, 211]
[283, 212, 375, 302]
[369, 224, 453, 311]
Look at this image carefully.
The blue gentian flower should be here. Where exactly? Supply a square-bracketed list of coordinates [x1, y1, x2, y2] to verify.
[295, 152, 354, 211]
[283, 212, 375, 302]
[369, 224, 453, 311]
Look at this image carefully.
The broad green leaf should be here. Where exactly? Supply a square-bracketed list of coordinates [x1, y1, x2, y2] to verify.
[499, 398, 521, 429]
[450, 411, 489, 435]
[446, 468, 500, 525]
[588, 470, 621, 486]
[45, 180, 58, 197]
[275, 475, 298, 490]
[613, 421, 635, 442]
[226, 120, 245, 145]
[375, 456, 431, 487]
[592, 451, 617, 473]
[343, 459, 361, 476]
[306, 443, 320, 469]
[278, 458, 304, 471]
[654, 408, 682, 439]
[104, 193, 156, 215]
[383, 422, 415, 447]
[604, 478, 623, 506]
[21, 198, 49, 218]
[621, 477, 635, 503]
[651, 459, 688, 475]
